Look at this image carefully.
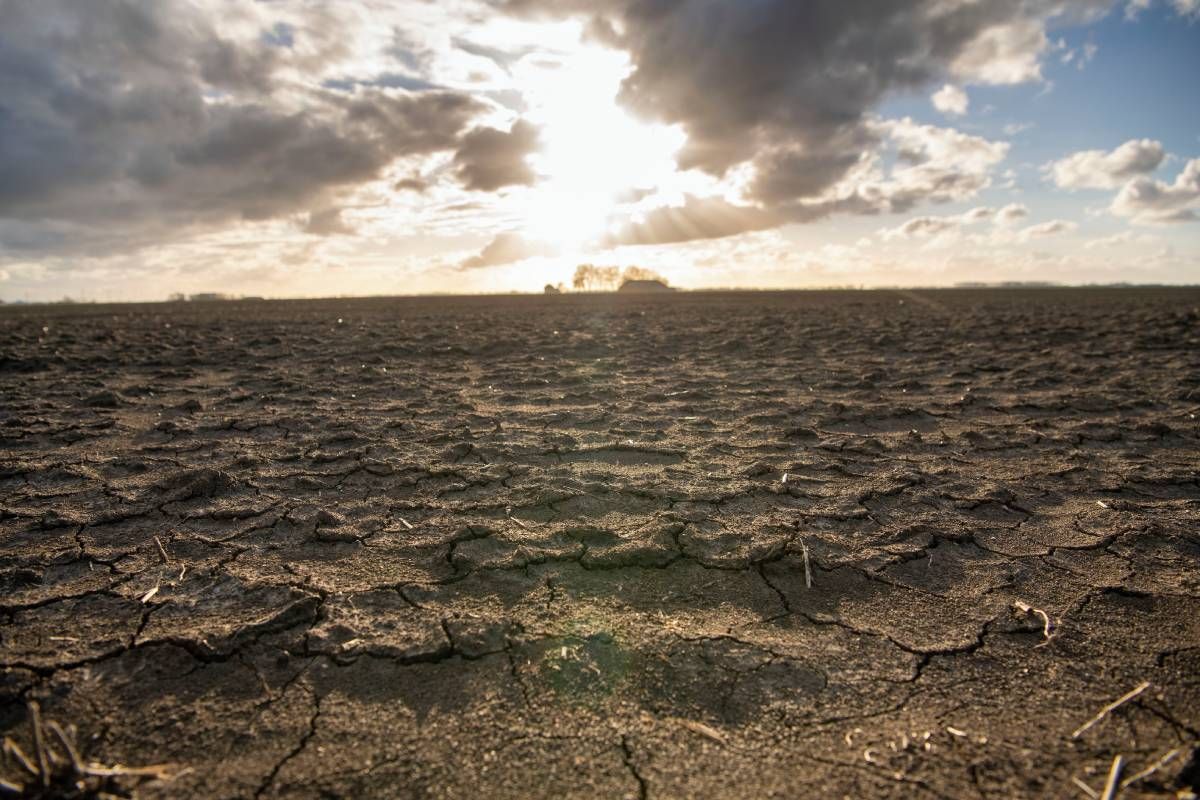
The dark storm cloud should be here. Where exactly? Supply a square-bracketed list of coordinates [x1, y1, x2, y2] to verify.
[453, 120, 541, 191]
[0, 0, 484, 252]
[495, 0, 1114, 212]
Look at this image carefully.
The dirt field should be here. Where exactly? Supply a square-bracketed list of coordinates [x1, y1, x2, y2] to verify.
[1, 288, 1198, 799]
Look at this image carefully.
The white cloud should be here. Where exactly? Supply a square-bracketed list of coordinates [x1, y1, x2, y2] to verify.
[849, 118, 1009, 211]
[962, 206, 995, 222]
[1003, 122, 1035, 136]
[882, 206, 995, 240]
[950, 16, 1047, 84]
[1048, 139, 1166, 190]
[459, 231, 558, 269]
[931, 84, 969, 116]
[1020, 219, 1078, 240]
[1110, 158, 1200, 224]
[1084, 231, 1158, 249]
[877, 202, 1084, 254]
[1057, 39, 1099, 69]
[997, 203, 1030, 224]
[1126, 0, 1152, 18]
[883, 216, 962, 240]
[1127, 0, 1200, 18]
[757, 118, 1010, 226]
[879, 204, 1059, 246]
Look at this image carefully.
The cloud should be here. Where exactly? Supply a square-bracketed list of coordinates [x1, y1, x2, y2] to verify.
[839, 118, 1010, 215]
[997, 203, 1031, 224]
[1110, 158, 1200, 223]
[1084, 231, 1158, 249]
[949, 15, 1048, 84]
[496, 0, 1101, 217]
[963, 207, 996, 223]
[880, 204, 1074, 246]
[459, 232, 556, 269]
[747, 126, 879, 207]
[1048, 140, 1198, 225]
[1127, 0, 1200, 18]
[1048, 139, 1166, 189]
[1125, 0, 1152, 17]
[689, 118, 1011, 236]
[932, 85, 970, 116]
[453, 120, 541, 191]
[885, 216, 963, 240]
[1020, 219, 1078, 239]
[603, 196, 779, 247]
[882, 206, 998, 240]
[452, 37, 538, 71]
[303, 208, 355, 236]
[0, 0, 485, 254]
[5, 0, 1187, 290]
[1054, 36, 1100, 69]
[394, 176, 430, 193]
[574, 116, 1010, 253]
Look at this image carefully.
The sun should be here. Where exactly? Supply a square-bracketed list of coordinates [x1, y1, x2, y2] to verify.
[512, 41, 685, 250]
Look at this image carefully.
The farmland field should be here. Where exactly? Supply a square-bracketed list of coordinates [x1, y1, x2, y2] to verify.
[2, 288, 1198, 798]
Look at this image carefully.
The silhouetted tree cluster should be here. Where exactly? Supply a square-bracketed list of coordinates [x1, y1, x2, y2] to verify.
[571, 264, 669, 291]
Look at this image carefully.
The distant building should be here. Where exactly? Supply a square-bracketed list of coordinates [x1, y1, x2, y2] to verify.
[188, 293, 229, 302]
[617, 279, 674, 293]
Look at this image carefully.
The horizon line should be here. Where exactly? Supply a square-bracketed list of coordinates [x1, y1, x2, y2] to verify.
[3, 282, 1199, 308]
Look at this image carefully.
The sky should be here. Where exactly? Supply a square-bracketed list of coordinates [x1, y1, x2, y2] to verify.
[0, 0, 1197, 301]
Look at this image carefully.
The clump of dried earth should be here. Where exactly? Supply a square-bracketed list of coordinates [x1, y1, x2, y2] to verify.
[1, 288, 1198, 799]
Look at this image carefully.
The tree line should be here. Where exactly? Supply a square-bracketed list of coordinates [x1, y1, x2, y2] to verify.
[570, 264, 669, 292]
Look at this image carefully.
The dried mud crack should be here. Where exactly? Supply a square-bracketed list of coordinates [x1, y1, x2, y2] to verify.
[1, 288, 1199, 798]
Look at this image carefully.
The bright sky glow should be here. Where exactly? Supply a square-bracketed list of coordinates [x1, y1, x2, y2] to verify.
[515, 43, 687, 248]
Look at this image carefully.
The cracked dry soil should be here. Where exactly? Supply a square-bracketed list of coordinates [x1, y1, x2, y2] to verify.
[1, 288, 1199, 799]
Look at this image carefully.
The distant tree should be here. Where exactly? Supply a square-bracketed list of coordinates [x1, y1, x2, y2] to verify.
[573, 264, 669, 291]
[621, 266, 669, 286]
[573, 264, 619, 291]
[575, 264, 603, 290]
[572, 264, 593, 291]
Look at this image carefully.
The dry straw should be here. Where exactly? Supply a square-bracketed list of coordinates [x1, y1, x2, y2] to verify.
[1071, 682, 1150, 739]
